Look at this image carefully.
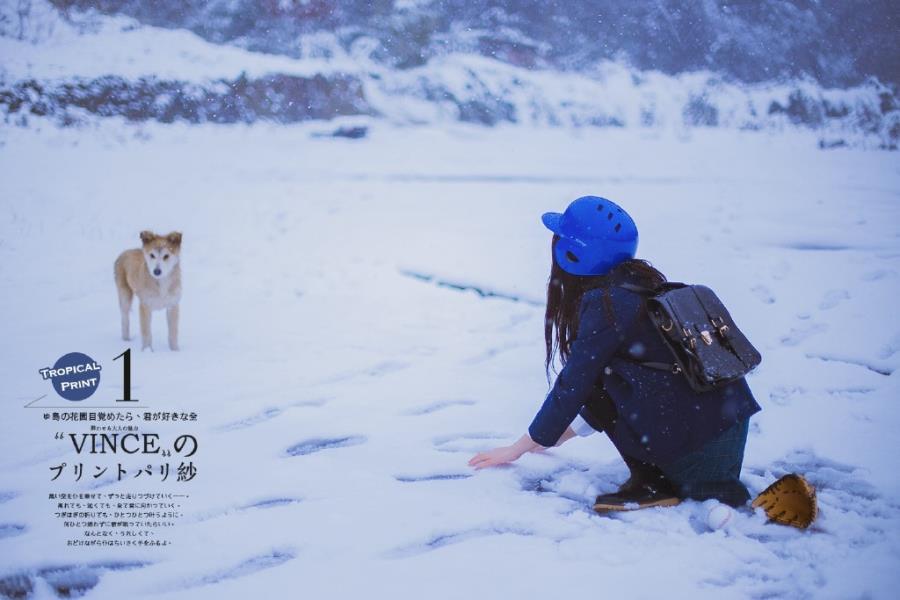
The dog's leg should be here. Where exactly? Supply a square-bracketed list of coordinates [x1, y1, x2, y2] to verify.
[167, 304, 179, 351]
[114, 256, 133, 340]
[118, 286, 133, 340]
[139, 303, 153, 351]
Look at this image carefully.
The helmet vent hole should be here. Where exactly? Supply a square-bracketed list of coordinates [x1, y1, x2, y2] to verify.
[596, 204, 604, 211]
[565, 251, 580, 263]
[607, 212, 613, 220]
[615, 223, 622, 232]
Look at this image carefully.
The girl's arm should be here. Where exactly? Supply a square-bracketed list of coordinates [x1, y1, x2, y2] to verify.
[554, 426, 578, 445]
[527, 287, 641, 447]
[468, 427, 576, 470]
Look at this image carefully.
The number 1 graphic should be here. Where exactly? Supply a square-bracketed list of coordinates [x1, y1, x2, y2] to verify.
[113, 348, 137, 402]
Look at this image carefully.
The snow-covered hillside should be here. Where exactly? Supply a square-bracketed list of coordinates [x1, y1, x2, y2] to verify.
[1, 1, 898, 147]
[35, 0, 900, 88]
[0, 121, 898, 598]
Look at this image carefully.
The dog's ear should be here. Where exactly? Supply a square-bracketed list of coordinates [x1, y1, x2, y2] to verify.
[139, 230, 156, 244]
[166, 231, 183, 247]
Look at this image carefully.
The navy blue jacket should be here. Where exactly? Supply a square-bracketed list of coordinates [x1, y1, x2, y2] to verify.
[528, 272, 762, 467]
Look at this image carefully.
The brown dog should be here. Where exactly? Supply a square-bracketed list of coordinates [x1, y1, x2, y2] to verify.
[114, 231, 183, 351]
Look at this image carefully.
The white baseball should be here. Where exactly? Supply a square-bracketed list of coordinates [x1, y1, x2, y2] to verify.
[706, 504, 735, 530]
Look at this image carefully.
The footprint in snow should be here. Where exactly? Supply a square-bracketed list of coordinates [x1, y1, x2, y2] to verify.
[750, 284, 775, 304]
[215, 406, 283, 432]
[186, 497, 304, 524]
[432, 432, 509, 453]
[285, 436, 366, 456]
[769, 260, 791, 281]
[365, 360, 411, 377]
[781, 241, 854, 251]
[0, 523, 26, 540]
[244, 497, 303, 509]
[395, 473, 472, 482]
[215, 398, 328, 432]
[824, 386, 875, 398]
[462, 340, 533, 365]
[818, 289, 850, 310]
[314, 360, 411, 386]
[779, 322, 827, 346]
[768, 385, 805, 407]
[385, 525, 541, 559]
[402, 398, 476, 416]
[877, 333, 900, 360]
[158, 549, 296, 592]
[701, 564, 799, 598]
[861, 268, 895, 281]
[805, 353, 893, 376]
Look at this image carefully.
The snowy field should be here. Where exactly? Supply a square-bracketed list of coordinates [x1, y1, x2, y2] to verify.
[1, 121, 899, 598]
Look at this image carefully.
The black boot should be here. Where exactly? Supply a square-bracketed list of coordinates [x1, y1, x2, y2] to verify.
[617, 455, 671, 493]
[594, 456, 681, 513]
[593, 481, 681, 513]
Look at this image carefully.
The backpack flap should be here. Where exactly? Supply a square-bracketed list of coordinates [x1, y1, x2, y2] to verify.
[645, 285, 761, 392]
[690, 285, 761, 374]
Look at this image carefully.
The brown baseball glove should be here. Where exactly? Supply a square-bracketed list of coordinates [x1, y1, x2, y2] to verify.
[751, 473, 817, 529]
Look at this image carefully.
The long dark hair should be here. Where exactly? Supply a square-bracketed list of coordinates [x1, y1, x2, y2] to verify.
[544, 234, 667, 380]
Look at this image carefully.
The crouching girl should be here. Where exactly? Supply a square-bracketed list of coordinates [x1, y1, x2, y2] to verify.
[468, 196, 762, 512]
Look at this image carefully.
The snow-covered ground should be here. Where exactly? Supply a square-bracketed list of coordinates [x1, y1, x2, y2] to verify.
[1, 120, 899, 598]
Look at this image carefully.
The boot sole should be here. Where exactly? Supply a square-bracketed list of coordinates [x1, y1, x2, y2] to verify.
[593, 497, 682, 513]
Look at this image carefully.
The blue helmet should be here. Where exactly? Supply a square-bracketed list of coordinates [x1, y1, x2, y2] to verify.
[542, 196, 638, 276]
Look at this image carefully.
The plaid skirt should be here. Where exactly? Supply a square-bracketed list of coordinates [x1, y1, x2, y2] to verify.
[616, 417, 752, 507]
[660, 417, 752, 507]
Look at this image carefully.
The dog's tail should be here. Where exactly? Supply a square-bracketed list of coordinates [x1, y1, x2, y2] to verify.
[114, 254, 127, 287]
[114, 253, 133, 309]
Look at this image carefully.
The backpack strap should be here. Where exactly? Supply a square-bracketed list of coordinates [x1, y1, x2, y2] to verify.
[617, 282, 656, 295]
[615, 357, 683, 375]
[612, 281, 683, 375]
[616, 281, 689, 296]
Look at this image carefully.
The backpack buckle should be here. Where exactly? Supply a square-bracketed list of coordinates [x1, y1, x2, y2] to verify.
[710, 316, 729, 337]
[682, 327, 696, 349]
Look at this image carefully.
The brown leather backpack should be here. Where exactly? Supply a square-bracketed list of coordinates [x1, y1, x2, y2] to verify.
[616, 282, 762, 392]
